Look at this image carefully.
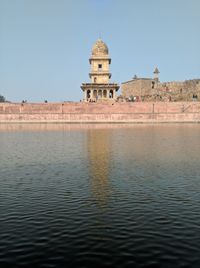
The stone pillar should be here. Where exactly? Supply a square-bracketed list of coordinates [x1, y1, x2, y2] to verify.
[98, 90, 101, 99]
[84, 90, 87, 101]
[113, 89, 116, 99]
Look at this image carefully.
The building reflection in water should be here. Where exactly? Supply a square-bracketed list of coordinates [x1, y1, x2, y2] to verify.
[86, 129, 112, 209]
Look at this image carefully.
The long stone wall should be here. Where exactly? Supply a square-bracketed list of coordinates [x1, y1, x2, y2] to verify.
[0, 102, 200, 123]
[121, 78, 200, 102]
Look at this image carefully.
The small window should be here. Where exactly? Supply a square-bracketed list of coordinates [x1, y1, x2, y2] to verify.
[98, 64, 102, 69]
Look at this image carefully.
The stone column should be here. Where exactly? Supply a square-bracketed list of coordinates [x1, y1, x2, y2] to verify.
[113, 89, 116, 99]
[106, 90, 109, 99]
[84, 90, 87, 101]
[91, 89, 93, 99]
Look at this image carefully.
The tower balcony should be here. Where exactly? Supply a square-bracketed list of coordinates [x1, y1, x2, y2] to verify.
[89, 57, 111, 64]
[81, 83, 120, 90]
[89, 71, 111, 79]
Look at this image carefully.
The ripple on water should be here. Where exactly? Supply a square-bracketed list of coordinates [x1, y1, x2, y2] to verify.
[0, 124, 200, 267]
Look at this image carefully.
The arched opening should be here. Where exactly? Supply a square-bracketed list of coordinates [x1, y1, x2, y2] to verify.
[94, 77, 97, 83]
[98, 90, 102, 99]
[93, 90, 97, 99]
[87, 90, 91, 100]
[103, 90, 107, 98]
[109, 90, 113, 98]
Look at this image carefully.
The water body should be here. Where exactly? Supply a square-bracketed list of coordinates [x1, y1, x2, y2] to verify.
[0, 124, 200, 268]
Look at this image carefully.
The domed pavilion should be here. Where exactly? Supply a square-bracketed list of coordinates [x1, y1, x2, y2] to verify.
[81, 39, 119, 102]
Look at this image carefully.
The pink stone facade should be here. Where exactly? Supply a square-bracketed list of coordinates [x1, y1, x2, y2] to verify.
[0, 102, 200, 123]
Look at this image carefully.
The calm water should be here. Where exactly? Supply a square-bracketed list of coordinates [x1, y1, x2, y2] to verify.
[0, 124, 200, 268]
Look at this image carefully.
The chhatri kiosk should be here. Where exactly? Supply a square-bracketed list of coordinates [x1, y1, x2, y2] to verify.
[81, 39, 119, 102]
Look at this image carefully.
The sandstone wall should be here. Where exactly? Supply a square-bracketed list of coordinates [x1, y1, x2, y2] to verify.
[121, 79, 153, 98]
[121, 79, 200, 101]
[0, 102, 200, 123]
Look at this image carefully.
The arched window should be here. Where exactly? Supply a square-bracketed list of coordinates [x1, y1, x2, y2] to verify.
[98, 90, 102, 99]
[94, 90, 97, 99]
[109, 90, 113, 98]
[87, 90, 91, 99]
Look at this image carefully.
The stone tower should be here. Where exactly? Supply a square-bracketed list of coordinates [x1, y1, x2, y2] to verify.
[81, 39, 119, 102]
[153, 67, 160, 82]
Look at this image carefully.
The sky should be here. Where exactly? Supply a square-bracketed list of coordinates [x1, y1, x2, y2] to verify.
[0, 0, 200, 102]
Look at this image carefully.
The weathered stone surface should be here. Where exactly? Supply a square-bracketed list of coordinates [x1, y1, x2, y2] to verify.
[0, 102, 200, 123]
[121, 76, 200, 102]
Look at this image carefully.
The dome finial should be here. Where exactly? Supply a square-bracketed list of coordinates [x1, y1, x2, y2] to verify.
[91, 39, 109, 56]
[154, 67, 160, 74]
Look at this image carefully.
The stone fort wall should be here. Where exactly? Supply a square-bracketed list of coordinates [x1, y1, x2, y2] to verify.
[121, 79, 200, 102]
[0, 102, 200, 123]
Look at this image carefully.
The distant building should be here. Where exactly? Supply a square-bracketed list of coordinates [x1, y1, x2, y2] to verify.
[81, 39, 119, 102]
[121, 68, 200, 102]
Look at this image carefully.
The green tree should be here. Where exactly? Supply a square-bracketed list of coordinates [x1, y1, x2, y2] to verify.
[0, 95, 6, 102]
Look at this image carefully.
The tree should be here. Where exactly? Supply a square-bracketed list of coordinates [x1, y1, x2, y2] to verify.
[0, 95, 6, 102]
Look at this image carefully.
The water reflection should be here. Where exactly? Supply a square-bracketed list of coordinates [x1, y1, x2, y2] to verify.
[0, 123, 136, 132]
[87, 129, 112, 208]
[1, 123, 200, 267]
[0, 123, 164, 132]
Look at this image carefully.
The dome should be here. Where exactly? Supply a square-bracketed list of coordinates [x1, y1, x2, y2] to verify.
[91, 39, 109, 56]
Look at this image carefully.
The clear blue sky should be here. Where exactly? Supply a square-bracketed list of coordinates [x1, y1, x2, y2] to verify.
[0, 0, 200, 102]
